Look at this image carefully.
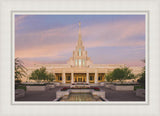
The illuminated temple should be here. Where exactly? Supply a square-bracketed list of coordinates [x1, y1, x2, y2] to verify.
[25, 23, 143, 84]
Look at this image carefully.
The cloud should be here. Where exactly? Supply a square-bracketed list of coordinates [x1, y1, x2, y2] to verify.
[15, 42, 74, 58]
[15, 15, 28, 30]
[82, 20, 145, 48]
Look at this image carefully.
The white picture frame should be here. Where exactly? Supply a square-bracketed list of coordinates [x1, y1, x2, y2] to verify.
[0, 0, 160, 116]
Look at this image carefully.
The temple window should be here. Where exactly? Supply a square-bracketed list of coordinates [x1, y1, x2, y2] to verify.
[57, 74, 62, 81]
[75, 59, 77, 66]
[98, 73, 104, 81]
[79, 59, 81, 66]
[90, 76, 94, 80]
[83, 59, 85, 66]
[98, 76, 102, 80]
[79, 48, 81, 56]
[66, 76, 71, 80]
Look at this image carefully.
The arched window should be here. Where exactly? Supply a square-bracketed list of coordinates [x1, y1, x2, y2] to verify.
[79, 48, 81, 56]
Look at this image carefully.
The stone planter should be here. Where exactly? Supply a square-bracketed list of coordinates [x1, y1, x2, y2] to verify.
[136, 89, 145, 97]
[15, 89, 25, 99]
[112, 85, 134, 91]
[26, 85, 46, 91]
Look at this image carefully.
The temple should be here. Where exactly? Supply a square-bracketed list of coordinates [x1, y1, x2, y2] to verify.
[25, 22, 143, 84]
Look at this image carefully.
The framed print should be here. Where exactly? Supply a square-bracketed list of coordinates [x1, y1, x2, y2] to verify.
[0, 0, 160, 116]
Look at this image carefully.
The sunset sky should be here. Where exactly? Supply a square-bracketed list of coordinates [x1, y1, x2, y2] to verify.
[15, 15, 145, 67]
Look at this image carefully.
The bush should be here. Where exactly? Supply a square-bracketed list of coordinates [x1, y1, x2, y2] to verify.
[15, 80, 21, 84]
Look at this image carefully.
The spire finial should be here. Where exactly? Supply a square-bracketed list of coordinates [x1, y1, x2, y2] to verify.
[79, 22, 81, 35]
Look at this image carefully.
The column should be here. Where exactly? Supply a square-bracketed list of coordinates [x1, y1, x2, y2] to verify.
[62, 70, 66, 84]
[86, 72, 89, 84]
[94, 70, 98, 84]
[71, 72, 74, 84]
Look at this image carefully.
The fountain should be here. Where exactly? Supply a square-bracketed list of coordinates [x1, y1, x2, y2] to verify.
[55, 83, 107, 101]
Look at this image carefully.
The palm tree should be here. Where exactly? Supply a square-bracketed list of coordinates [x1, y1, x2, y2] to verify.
[15, 58, 27, 82]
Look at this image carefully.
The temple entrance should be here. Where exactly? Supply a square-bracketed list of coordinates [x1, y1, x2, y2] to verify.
[74, 73, 86, 82]
[78, 77, 82, 82]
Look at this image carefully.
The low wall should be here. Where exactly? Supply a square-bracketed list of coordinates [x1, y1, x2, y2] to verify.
[70, 85, 90, 88]
[99, 82, 106, 86]
[112, 85, 134, 91]
[56, 90, 70, 98]
[15, 89, 25, 99]
[136, 89, 145, 98]
[92, 90, 105, 99]
[46, 84, 55, 89]
[54, 82, 61, 86]
[70, 89, 91, 93]
[26, 86, 46, 91]
[106, 84, 114, 89]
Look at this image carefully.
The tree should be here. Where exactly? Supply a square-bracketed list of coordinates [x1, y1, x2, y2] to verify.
[111, 67, 135, 83]
[105, 72, 114, 82]
[137, 71, 145, 88]
[47, 73, 54, 82]
[29, 67, 55, 82]
[137, 59, 145, 88]
[15, 58, 27, 81]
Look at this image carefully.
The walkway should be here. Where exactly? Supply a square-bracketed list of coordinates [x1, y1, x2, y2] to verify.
[15, 86, 145, 101]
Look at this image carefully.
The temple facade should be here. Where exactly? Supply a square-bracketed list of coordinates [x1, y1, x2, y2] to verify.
[25, 22, 143, 84]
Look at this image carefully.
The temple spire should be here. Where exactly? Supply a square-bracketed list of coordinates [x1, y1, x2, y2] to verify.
[79, 22, 81, 36]
[78, 22, 82, 45]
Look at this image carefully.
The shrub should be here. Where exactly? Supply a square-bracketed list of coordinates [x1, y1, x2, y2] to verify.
[15, 80, 21, 84]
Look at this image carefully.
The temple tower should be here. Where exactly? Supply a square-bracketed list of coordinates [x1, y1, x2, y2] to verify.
[67, 22, 92, 67]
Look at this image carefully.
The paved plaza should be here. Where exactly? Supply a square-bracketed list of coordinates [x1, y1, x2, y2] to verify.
[15, 86, 145, 101]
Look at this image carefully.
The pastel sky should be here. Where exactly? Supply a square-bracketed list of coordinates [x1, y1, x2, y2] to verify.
[15, 15, 145, 67]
